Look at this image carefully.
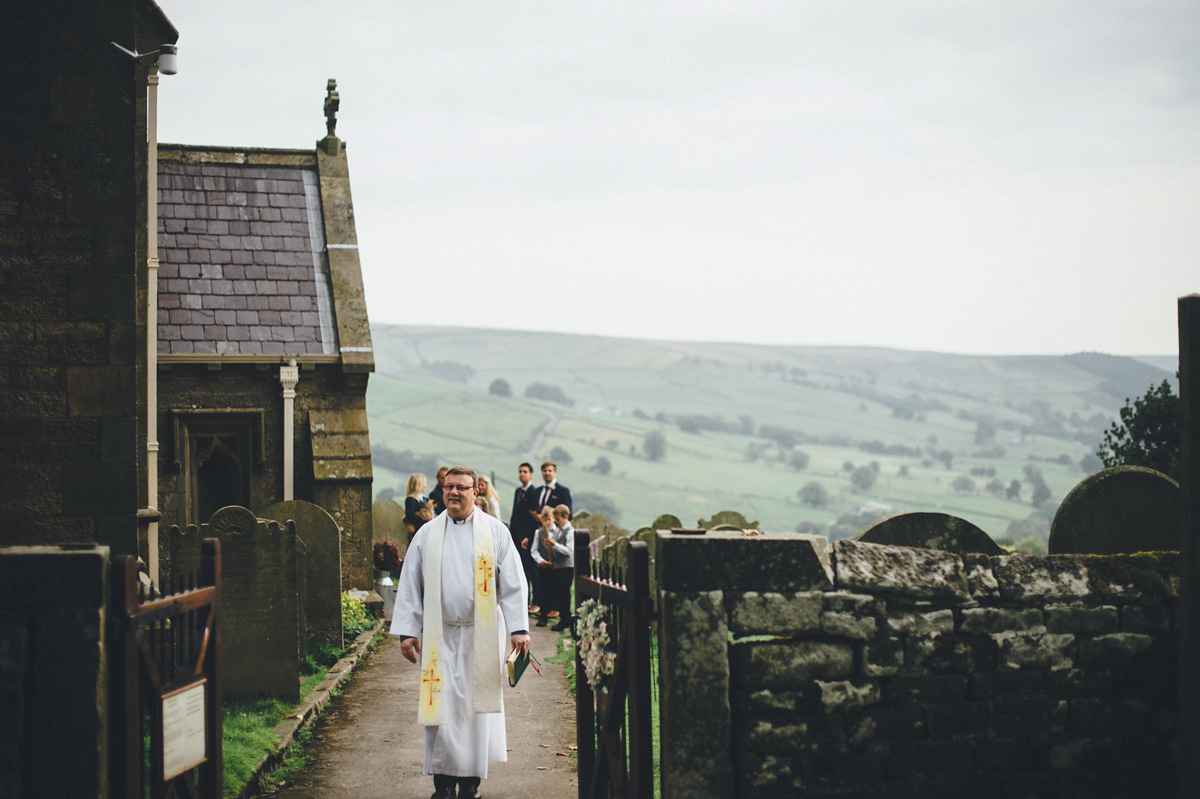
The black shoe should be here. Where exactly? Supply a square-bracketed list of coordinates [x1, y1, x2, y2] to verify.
[432, 774, 456, 799]
[458, 778, 481, 799]
[552, 618, 572, 632]
[535, 617, 548, 627]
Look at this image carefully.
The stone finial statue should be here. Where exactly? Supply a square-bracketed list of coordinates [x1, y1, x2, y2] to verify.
[324, 79, 340, 137]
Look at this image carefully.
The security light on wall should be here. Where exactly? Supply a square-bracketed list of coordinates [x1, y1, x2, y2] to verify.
[111, 41, 177, 75]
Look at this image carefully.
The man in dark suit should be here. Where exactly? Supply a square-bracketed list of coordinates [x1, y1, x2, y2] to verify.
[532, 460, 572, 514]
[509, 462, 539, 609]
[427, 466, 449, 514]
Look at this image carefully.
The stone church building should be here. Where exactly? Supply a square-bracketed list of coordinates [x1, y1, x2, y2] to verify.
[154, 90, 375, 588]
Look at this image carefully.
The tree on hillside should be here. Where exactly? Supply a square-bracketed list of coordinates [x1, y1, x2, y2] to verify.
[524, 382, 575, 407]
[644, 430, 666, 461]
[488, 378, 511, 397]
[789, 450, 811, 471]
[549, 446, 573, 466]
[1006, 479, 1022, 501]
[590, 456, 612, 475]
[850, 465, 877, 492]
[1023, 464, 1052, 508]
[798, 481, 829, 509]
[1097, 378, 1180, 479]
[985, 478, 1006, 496]
[951, 476, 976, 494]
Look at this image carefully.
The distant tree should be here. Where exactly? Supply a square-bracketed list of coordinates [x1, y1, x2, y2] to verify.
[898, 465, 911, 478]
[951, 476, 976, 494]
[644, 430, 666, 461]
[591, 456, 612, 475]
[850, 465, 877, 492]
[632, 409, 649, 420]
[376, 487, 397, 500]
[605, 439, 619, 451]
[1010, 534, 1048, 556]
[937, 450, 954, 470]
[1097, 379, 1180, 479]
[974, 419, 998, 445]
[738, 415, 755, 436]
[798, 481, 830, 508]
[488, 378, 511, 397]
[789, 450, 811, 471]
[794, 520, 826, 535]
[842, 460, 856, 472]
[678, 417, 700, 434]
[1006, 479, 1022, 501]
[548, 446, 573, 466]
[524, 382, 574, 407]
[573, 491, 620, 525]
[1023, 464, 1052, 508]
[985, 478, 1006, 496]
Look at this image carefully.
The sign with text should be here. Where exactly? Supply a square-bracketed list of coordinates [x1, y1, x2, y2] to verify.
[161, 678, 207, 780]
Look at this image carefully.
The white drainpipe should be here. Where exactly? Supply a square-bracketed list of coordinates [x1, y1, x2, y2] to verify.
[147, 70, 161, 583]
[280, 359, 300, 500]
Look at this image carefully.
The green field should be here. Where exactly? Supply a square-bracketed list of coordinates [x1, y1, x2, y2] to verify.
[366, 325, 1174, 545]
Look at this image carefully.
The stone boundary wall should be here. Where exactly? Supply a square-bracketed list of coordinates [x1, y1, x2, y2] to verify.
[656, 532, 1178, 799]
[0, 546, 110, 799]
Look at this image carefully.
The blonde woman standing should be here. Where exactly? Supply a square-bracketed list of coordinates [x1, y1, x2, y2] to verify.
[475, 473, 502, 518]
[404, 473, 434, 534]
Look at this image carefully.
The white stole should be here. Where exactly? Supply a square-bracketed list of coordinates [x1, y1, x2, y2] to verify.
[418, 513, 503, 726]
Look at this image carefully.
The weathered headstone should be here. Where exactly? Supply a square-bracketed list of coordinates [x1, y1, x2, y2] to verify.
[372, 498, 410, 558]
[166, 523, 202, 586]
[652, 514, 682, 530]
[262, 500, 343, 647]
[203, 505, 301, 701]
[698, 510, 758, 530]
[854, 511, 1003, 555]
[1048, 466, 1180, 554]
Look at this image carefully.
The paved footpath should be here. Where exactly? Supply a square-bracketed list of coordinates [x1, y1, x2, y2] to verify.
[266, 622, 577, 799]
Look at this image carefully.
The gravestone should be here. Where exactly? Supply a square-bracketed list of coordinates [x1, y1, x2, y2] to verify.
[854, 512, 1004, 555]
[167, 523, 203, 586]
[262, 500, 343, 647]
[698, 510, 758, 530]
[372, 498, 410, 558]
[652, 514, 682, 530]
[203, 505, 302, 701]
[1048, 466, 1180, 554]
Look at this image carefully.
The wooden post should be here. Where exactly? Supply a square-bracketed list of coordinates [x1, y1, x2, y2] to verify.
[574, 531, 595, 799]
[627, 541, 654, 799]
[199, 538, 223, 798]
[1179, 294, 1200, 797]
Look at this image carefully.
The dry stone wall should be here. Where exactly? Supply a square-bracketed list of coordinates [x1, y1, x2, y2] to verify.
[656, 532, 1178, 799]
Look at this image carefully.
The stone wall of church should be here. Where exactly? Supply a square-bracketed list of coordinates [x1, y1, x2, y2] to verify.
[657, 533, 1178, 799]
[0, 0, 154, 556]
[157, 361, 372, 587]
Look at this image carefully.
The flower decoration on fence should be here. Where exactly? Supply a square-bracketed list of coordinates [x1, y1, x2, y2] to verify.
[373, 539, 402, 574]
[576, 598, 617, 689]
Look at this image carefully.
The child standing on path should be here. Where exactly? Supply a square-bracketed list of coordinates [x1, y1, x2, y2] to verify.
[532, 504, 575, 631]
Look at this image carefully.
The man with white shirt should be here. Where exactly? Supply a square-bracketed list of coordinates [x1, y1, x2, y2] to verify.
[531, 460, 572, 515]
[390, 466, 530, 799]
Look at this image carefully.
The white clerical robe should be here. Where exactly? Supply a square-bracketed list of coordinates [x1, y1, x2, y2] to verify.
[390, 509, 529, 778]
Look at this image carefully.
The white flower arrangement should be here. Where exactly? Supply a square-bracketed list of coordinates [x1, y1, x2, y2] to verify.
[576, 598, 617, 689]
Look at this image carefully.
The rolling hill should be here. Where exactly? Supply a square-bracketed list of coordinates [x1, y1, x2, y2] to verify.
[366, 324, 1174, 545]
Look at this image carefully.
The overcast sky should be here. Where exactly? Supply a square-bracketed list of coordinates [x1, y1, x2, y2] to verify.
[155, 1, 1199, 356]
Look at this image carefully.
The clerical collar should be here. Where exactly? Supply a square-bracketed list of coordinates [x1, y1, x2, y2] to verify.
[450, 513, 471, 525]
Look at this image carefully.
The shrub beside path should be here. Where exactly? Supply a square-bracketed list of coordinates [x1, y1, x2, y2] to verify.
[265, 622, 577, 798]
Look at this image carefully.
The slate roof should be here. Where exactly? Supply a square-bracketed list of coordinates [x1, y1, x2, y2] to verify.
[157, 159, 338, 356]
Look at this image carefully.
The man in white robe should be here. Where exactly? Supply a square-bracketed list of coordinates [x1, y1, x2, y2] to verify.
[390, 466, 531, 799]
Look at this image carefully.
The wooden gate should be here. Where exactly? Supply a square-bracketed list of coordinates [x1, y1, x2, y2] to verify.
[110, 538, 223, 799]
[574, 532, 656, 799]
